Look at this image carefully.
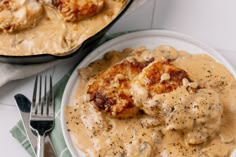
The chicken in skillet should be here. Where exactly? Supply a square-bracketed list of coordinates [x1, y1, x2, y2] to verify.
[45, 0, 105, 22]
[0, 0, 44, 32]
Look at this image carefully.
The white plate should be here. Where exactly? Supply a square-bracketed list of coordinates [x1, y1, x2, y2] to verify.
[61, 30, 236, 157]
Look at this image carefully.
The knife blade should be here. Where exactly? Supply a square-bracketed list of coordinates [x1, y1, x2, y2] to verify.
[14, 94, 56, 157]
[14, 94, 37, 155]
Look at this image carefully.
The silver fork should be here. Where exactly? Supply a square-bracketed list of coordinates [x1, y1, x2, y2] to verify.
[30, 75, 54, 157]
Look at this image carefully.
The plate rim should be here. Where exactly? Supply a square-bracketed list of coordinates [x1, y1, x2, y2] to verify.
[61, 29, 236, 157]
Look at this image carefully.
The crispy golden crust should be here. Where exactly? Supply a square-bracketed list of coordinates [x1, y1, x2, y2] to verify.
[137, 61, 193, 96]
[87, 58, 154, 118]
[0, 0, 44, 32]
[53, 0, 104, 22]
[131, 60, 198, 116]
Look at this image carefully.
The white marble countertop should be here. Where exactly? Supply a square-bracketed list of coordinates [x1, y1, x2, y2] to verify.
[1, 0, 236, 156]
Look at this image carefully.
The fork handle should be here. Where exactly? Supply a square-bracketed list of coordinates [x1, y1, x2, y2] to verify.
[37, 133, 45, 157]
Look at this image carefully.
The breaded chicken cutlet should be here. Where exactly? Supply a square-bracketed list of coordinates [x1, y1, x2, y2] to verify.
[0, 0, 44, 32]
[47, 0, 104, 22]
[131, 61, 197, 106]
[87, 58, 154, 118]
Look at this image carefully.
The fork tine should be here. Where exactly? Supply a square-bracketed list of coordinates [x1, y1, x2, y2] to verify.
[43, 75, 47, 116]
[32, 75, 38, 114]
[48, 75, 54, 117]
[37, 75, 42, 115]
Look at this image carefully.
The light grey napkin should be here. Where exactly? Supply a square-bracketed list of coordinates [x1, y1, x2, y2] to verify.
[0, 0, 147, 87]
[0, 61, 57, 87]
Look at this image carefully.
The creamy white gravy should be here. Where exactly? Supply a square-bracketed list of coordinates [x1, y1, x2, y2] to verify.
[0, 0, 125, 56]
[66, 46, 236, 157]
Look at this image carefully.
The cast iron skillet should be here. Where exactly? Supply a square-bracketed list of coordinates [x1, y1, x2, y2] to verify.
[0, 0, 133, 64]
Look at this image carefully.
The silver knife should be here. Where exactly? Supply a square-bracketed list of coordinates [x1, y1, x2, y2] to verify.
[14, 94, 56, 157]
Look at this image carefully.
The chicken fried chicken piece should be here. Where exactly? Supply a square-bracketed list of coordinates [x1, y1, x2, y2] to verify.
[0, 0, 44, 32]
[87, 58, 154, 118]
[131, 60, 197, 115]
[51, 0, 104, 22]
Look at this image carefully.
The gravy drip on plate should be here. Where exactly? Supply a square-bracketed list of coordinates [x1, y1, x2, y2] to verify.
[66, 46, 236, 157]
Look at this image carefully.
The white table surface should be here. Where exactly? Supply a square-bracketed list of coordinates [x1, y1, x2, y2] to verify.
[1, 0, 236, 156]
